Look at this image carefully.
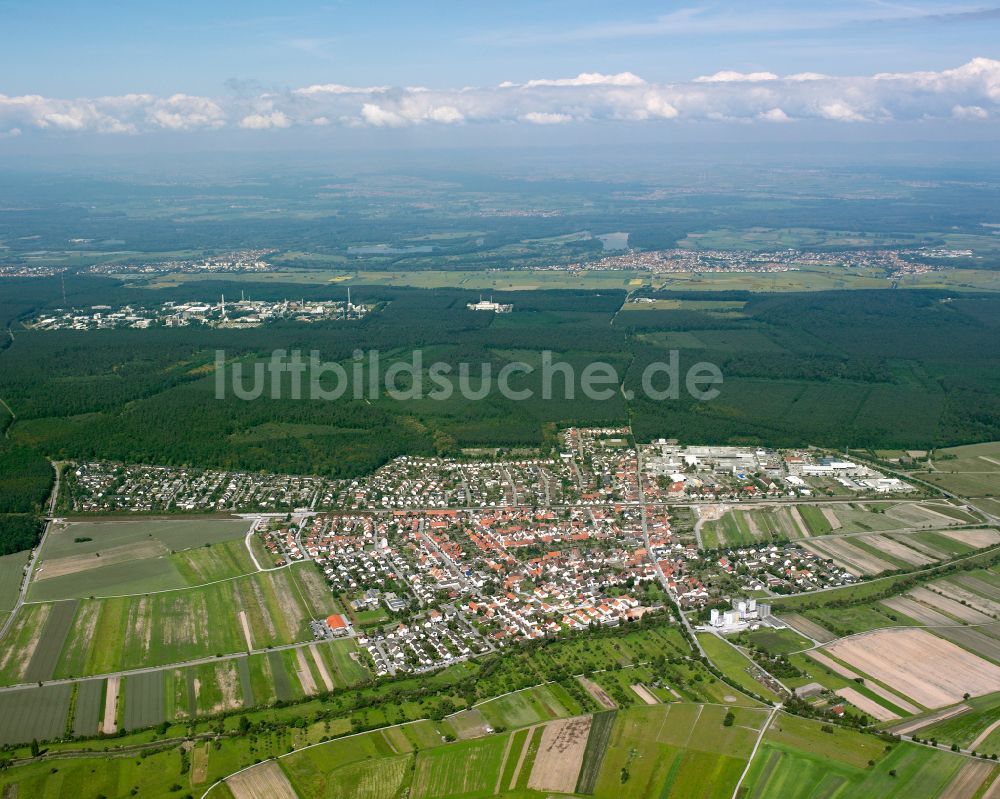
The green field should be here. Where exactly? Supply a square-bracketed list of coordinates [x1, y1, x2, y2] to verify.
[0, 550, 29, 610]
[0, 561, 341, 684]
[743, 711, 983, 798]
[477, 683, 574, 729]
[698, 633, 781, 702]
[915, 441, 1000, 496]
[28, 518, 254, 601]
[592, 703, 767, 799]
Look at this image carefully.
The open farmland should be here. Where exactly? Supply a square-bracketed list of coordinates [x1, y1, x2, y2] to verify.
[527, 715, 592, 792]
[477, 683, 573, 729]
[742, 712, 986, 799]
[915, 442, 1000, 496]
[825, 628, 1000, 708]
[410, 734, 507, 799]
[590, 702, 767, 798]
[0, 684, 73, 745]
[29, 564, 330, 681]
[29, 517, 254, 601]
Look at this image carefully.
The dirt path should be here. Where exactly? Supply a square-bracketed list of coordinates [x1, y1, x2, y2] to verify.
[493, 728, 517, 793]
[507, 724, 539, 791]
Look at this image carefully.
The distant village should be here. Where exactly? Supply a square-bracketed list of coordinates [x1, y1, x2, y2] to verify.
[86, 249, 276, 275]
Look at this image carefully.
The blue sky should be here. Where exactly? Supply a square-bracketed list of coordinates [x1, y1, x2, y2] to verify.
[1, 1, 998, 142]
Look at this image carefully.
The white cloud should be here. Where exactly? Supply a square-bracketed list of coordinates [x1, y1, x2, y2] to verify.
[758, 107, 792, 122]
[239, 111, 291, 129]
[293, 83, 388, 95]
[694, 71, 779, 83]
[514, 72, 646, 88]
[522, 111, 572, 124]
[953, 104, 989, 119]
[2, 58, 999, 135]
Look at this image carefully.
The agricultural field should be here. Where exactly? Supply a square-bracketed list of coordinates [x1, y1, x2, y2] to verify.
[742, 710, 988, 798]
[0, 684, 73, 745]
[824, 628, 1000, 709]
[916, 441, 1000, 496]
[410, 733, 508, 798]
[28, 517, 254, 601]
[0, 560, 347, 687]
[476, 682, 574, 729]
[590, 702, 768, 798]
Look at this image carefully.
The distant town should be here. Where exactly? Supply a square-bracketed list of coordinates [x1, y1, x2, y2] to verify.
[26, 293, 369, 330]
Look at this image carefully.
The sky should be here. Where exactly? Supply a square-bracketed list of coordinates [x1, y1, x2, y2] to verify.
[1, 0, 999, 150]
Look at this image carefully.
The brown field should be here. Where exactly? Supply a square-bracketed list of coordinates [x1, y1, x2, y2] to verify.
[788, 507, 810, 538]
[825, 628, 1000, 708]
[802, 538, 893, 576]
[294, 647, 317, 695]
[885, 595, 1000, 661]
[526, 716, 592, 793]
[935, 580, 1000, 617]
[863, 535, 935, 567]
[822, 507, 842, 530]
[910, 587, 994, 624]
[35, 540, 168, 581]
[101, 676, 119, 734]
[309, 644, 334, 692]
[834, 687, 899, 721]
[226, 760, 299, 799]
[940, 759, 996, 799]
[778, 613, 836, 643]
[631, 684, 659, 705]
[940, 529, 1000, 549]
[806, 650, 861, 680]
[578, 676, 617, 709]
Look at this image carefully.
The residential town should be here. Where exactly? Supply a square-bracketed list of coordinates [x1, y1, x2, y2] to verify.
[57, 429, 927, 677]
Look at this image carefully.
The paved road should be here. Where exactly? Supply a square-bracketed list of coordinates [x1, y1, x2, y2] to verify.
[0, 461, 60, 641]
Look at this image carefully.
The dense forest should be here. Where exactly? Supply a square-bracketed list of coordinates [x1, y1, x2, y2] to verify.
[0, 280, 999, 481]
[0, 444, 52, 555]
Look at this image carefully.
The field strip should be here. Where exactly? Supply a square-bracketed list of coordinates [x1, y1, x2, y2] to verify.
[294, 647, 316, 695]
[507, 724, 540, 790]
[970, 717, 1000, 751]
[493, 728, 517, 793]
[239, 611, 253, 651]
[308, 644, 334, 692]
[631, 683, 658, 705]
[101, 677, 119, 734]
[577, 676, 616, 709]
[890, 704, 972, 735]
[834, 687, 899, 721]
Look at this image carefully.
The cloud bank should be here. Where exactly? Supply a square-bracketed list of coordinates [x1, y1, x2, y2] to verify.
[1, 59, 997, 136]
